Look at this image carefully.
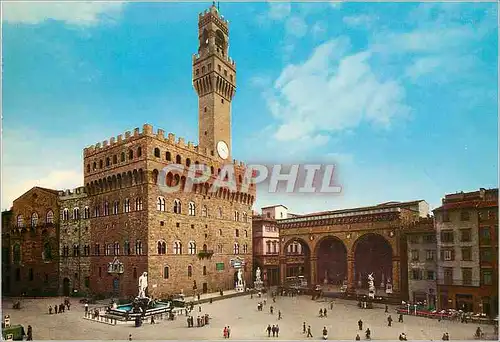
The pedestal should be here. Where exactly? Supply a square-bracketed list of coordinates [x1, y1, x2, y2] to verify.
[368, 289, 375, 299]
[235, 282, 245, 293]
[254, 280, 264, 291]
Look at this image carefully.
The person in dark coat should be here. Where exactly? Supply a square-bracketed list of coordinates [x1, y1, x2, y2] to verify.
[26, 325, 33, 341]
[358, 319, 363, 331]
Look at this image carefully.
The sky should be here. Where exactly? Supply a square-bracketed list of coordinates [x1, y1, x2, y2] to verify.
[2, 1, 498, 214]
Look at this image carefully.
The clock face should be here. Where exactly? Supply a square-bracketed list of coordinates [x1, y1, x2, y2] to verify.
[217, 140, 229, 160]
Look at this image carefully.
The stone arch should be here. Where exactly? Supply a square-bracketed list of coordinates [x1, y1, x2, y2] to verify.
[353, 233, 393, 289]
[314, 235, 348, 287]
[127, 171, 133, 186]
[138, 169, 144, 183]
[112, 175, 117, 190]
[133, 169, 139, 185]
[117, 174, 122, 188]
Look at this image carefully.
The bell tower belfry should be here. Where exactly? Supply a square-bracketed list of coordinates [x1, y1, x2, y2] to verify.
[193, 4, 236, 161]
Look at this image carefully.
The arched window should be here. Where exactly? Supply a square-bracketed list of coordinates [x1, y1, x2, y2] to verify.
[83, 207, 90, 219]
[137, 147, 142, 157]
[154, 147, 160, 157]
[121, 152, 125, 162]
[124, 241, 130, 255]
[187, 265, 193, 277]
[46, 210, 54, 224]
[113, 155, 117, 164]
[114, 242, 120, 255]
[13, 244, 21, 262]
[235, 229, 239, 237]
[103, 202, 109, 216]
[219, 229, 223, 236]
[243, 213, 248, 222]
[188, 241, 196, 255]
[233, 243, 240, 255]
[176, 155, 181, 164]
[92, 162, 97, 170]
[243, 244, 248, 254]
[94, 206, 100, 217]
[218, 207, 223, 219]
[203, 265, 207, 276]
[17, 215, 24, 227]
[217, 244, 223, 253]
[31, 212, 38, 227]
[105, 243, 112, 256]
[135, 198, 143, 211]
[157, 241, 166, 254]
[163, 266, 169, 279]
[245, 230, 248, 238]
[215, 30, 225, 50]
[73, 208, 80, 220]
[94, 243, 101, 256]
[202, 206, 208, 217]
[272, 241, 278, 254]
[73, 244, 80, 257]
[202, 244, 207, 252]
[234, 211, 239, 221]
[128, 149, 134, 160]
[173, 199, 181, 214]
[186, 158, 191, 167]
[99, 160, 103, 169]
[86, 164, 90, 173]
[124, 199, 131, 213]
[173, 241, 182, 255]
[188, 202, 196, 216]
[63, 208, 69, 221]
[157, 197, 166, 211]
[106, 157, 110, 167]
[135, 240, 143, 255]
[166, 151, 171, 161]
[113, 201, 119, 215]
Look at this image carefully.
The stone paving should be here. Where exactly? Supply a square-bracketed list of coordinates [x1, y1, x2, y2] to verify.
[2, 294, 497, 340]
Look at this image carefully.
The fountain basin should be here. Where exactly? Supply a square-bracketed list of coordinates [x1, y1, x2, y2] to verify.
[107, 301, 171, 321]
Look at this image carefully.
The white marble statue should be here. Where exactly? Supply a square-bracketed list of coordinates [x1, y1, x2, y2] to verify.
[255, 267, 261, 282]
[237, 268, 243, 285]
[367, 273, 375, 290]
[138, 272, 148, 298]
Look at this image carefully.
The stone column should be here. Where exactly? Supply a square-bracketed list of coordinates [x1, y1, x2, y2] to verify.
[279, 257, 286, 285]
[392, 257, 400, 293]
[347, 254, 355, 291]
[310, 257, 317, 285]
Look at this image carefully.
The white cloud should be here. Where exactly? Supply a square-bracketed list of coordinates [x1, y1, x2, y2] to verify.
[1, 128, 87, 210]
[285, 16, 308, 38]
[2, 2, 125, 26]
[343, 14, 378, 28]
[311, 21, 327, 40]
[266, 38, 410, 142]
[267, 2, 291, 20]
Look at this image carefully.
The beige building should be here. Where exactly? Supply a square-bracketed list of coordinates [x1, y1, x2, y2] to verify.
[434, 188, 498, 316]
[406, 219, 437, 307]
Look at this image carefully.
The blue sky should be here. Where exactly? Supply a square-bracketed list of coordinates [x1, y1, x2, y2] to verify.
[2, 1, 498, 213]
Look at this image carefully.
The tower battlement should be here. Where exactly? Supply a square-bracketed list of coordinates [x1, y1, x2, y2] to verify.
[58, 186, 87, 197]
[83, 124, 200, 157]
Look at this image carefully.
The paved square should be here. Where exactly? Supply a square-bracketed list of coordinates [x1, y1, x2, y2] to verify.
[2, 294, 497, 340]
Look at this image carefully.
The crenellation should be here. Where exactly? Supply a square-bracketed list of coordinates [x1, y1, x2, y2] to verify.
[134, 128, 140, 136]
[177, 137, 185, 147]
[103, 140, 108, 147]
[168, 133, 176, 142]
[95, 143, 101, 149]
[125, 131, 131, 139]
[143, 123, 153, 136]
[110, 137, 116, 145]
[187, 141, 194, 150]
[157, 129, 165, 140]
[117, 134, 123, 143]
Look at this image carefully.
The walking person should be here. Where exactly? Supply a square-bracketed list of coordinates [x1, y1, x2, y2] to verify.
[223, 326, 228, 339]
[278, 310, 282, 320]
[26, 325, 33, 341]
[272, 325, 276, 337]
[227, 326, 231, 338]
[355, 334, 361, 341]
[303, 322, 307, 334]
[385, 305, 389, 313]
[267, 325, 272, 337]
[387, 315, 393, 327]
[398, 314, 403, 323]
[323, 308, 327, 318]
[275, 325, 279, 337]
[358, 319, 363, 331]
[307, 325, 313, 338]
[365, 328, 371, 340]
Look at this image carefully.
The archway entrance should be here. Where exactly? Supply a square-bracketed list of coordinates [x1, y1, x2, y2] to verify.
[284, 239, 311, 287]
[316, 237, 347, 287]
[63, 278, 70, 296]
[233, 270, 239, 287]
[354, 233, 392, 290]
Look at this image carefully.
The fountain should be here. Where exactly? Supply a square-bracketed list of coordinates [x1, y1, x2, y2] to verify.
[254, 267, 264, 291]
[105, 272, 171, 321]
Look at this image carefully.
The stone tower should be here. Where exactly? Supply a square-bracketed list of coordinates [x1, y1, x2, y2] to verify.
[193, 4, 236, 161]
